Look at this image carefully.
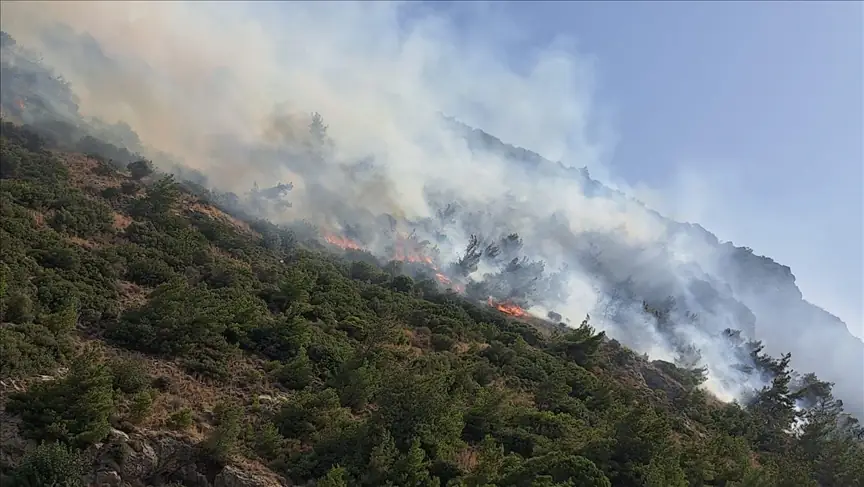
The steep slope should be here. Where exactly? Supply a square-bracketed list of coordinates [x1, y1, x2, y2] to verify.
[449, 119, 864, 419]
[2, 26, 862, 420]
[1, 119, 863, 486]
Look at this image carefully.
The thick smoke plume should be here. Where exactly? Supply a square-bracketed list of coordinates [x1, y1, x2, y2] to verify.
[2, 1, 861, 415]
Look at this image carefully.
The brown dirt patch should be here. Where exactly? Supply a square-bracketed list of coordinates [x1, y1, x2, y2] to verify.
[58, 153, 124, 192]
[454, 446, 479, 472]
[116, 280, 150, 310]
[29, 209, 45, 227]
[188, 201, 257, 236]
[67, 235, 99, 249]
[113, 212, 133, 230]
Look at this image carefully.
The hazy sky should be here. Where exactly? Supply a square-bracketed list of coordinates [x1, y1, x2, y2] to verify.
[11, 1, 858, 338]
[424, 1, 863, 338]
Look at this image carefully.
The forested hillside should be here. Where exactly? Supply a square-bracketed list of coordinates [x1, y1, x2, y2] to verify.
[3, 24, 861, 423]
[1, 120, 863, 486]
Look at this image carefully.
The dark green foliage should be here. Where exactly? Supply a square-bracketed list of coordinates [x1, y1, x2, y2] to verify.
[127, 159, 154, 180]
[109, 357, 150, 394]
[7, 350, 114, 447]
[273, 347, 315, 390]
[202, 401, 245, 463]
[0, 122, 862, 487]
[128, 175, 180, 217]
[548, 316, 605, 367]
[7, 441, 85, 487]
[317, 465, 349, 487]
[167, 408, 194, 430]
[48, 193, 113, 237]
[108, 278, 267, 378]
[0, 308, 77, 379]
[252, 422, 285, 460]
[503, 453, 611, 487]
[126, 388, 156, 424]
[75, 136, 140, 166]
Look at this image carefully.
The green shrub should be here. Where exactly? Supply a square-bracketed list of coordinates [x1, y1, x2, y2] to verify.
[202, 402, 244, 463]
[167, 408, 194, 431]
[127, 388, 155, 424]
[109, 357, 150, 394]
[8, 441, 85, 487]
[7, 350, 114, 447]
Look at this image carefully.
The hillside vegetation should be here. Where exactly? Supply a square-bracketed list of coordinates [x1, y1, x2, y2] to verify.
[1, 120, 863, 487]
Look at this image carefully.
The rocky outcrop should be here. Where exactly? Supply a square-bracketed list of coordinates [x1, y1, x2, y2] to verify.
[214, 466, 287, 487]
[639, 361, 687, 402]
[88, 428, 289, 487]
[464, 120, 864, 420]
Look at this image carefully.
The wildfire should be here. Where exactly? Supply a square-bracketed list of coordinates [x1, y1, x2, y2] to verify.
[392, 232, 435, 265]
[393, 248, 434, 265]
[324, 230, 465, 292]
[434, 272, 464, 291]
[16, 99, 25, 110]
[323, 234, 364, 251]
[488, 297, 528, 318]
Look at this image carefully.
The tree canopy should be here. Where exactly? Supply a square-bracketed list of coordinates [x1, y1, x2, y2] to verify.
[0, 120, 862, 486]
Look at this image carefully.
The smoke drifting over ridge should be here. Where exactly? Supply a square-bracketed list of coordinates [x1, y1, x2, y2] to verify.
[2, 1, 862, 414]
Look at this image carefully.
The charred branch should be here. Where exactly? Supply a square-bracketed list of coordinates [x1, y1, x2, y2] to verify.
[454, 234, 483, 276]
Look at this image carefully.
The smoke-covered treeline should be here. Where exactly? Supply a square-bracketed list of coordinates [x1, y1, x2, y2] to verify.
[0, 0, 861, 422]
[4, 116, 863, 485]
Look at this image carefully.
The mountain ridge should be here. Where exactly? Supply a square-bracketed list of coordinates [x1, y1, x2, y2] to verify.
[447, 117, 864, 418]
[2, 27, 861, 419]
[2, 26, 864, 486]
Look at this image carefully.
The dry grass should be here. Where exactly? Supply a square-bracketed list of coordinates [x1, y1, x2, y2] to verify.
[229, 458, 295, 486]
[112, 212, 133, 230]
[116, 280, 150, 310]
[28, 209, 45, 227]
[188, 201, 258, 237]
[67, 235, 99, 249]
[454, 341, 489, 354]
[454, 446, 479, 472]
[72, 338, 281, 442]
[0, 406, 27, 470]
[404, 327, 429, 349]
[59, 152, 125, 192]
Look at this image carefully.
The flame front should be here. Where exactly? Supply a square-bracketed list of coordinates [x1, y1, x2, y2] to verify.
[323, 231, 466, 294]
[488, 297, 528, 318]
[392, 232, 434, 265]
[324, 234, 364, 251]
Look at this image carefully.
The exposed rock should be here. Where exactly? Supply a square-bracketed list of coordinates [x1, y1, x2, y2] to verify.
[640, 361, 686, 401]
[215, 465, 288, 487]
[87, 428, 288, 487]
[0, 407, 27, 471]
[93, 469, 122, 487]
[108, 428, 130, 442]
[90, 428, 193, 485]
[173, 463, 210, 487]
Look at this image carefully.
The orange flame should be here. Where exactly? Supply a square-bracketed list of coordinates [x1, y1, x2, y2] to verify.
[435, 273, 451, 285]
[16, 99, 25, 110]
[324, 234, 364, 251]
[392, 232, 435, 265]
[393, 248, 434, 265]
[488, 297, 528, 318]
[434, 273, 464, 293]
[324, 231, 467, 293]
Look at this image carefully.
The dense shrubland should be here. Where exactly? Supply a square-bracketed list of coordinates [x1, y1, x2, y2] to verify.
[0, 121, 862, 486]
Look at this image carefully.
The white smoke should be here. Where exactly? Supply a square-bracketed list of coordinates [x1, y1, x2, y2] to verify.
[3, 1, 849, 408]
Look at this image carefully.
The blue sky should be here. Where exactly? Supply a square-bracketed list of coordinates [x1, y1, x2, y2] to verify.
[47, 0, 858, 337]
[426, 1, 863, 338]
